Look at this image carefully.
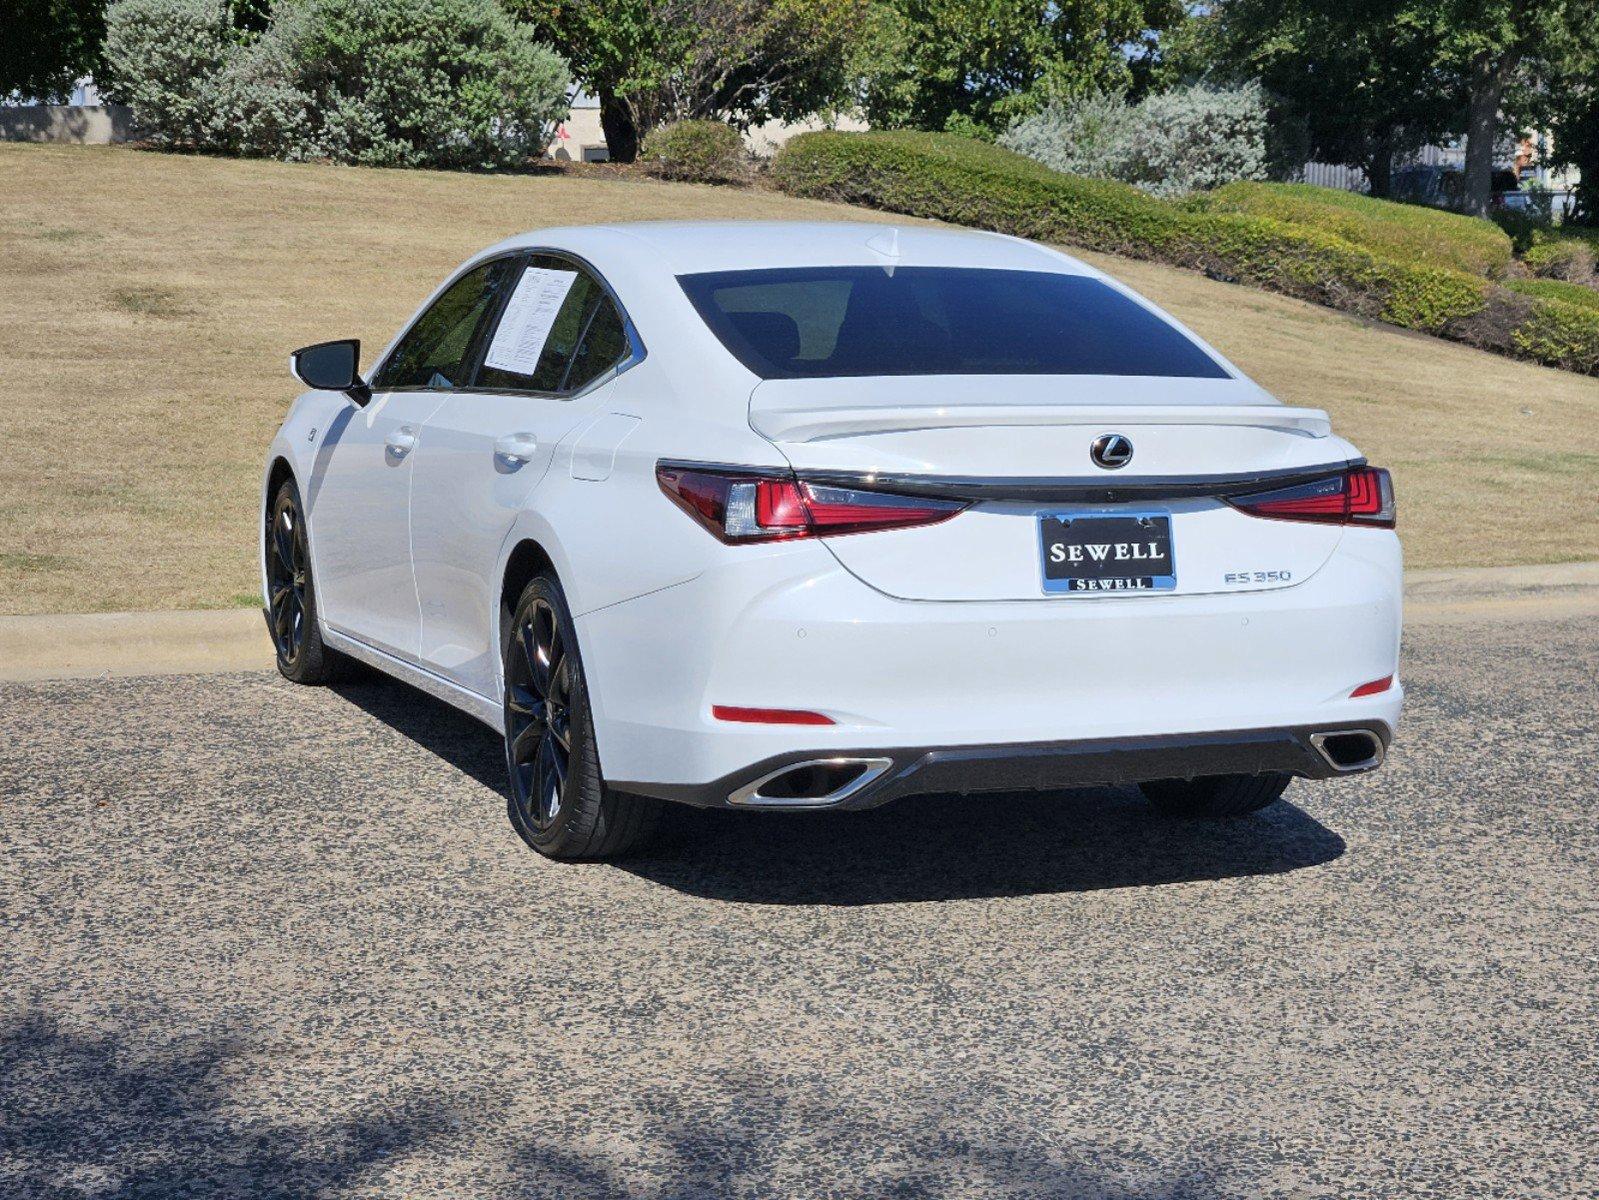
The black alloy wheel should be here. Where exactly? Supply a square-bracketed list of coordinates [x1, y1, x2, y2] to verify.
[265, 477, 343, 684]
[267, 488, 309, 665]
[505, 596, 573, 833]
[503, 574, 661, 860]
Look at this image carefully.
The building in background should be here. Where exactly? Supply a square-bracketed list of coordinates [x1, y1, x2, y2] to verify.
[548, 92, 866, 163]
[1297, 134, 1580, 217]
[0, 78, 131, 144]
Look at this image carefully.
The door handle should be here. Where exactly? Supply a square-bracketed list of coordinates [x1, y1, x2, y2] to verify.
[385, 425, 417, 458]
[494, 432, 539, 464]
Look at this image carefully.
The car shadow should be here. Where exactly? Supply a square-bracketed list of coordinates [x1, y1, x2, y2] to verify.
[333, 676, 1346, 907]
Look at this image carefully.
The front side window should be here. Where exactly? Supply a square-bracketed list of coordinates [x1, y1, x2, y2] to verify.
[477, 257, 628, 394]
[677, 266, 1230, 380]
[371, 260, 514, 391]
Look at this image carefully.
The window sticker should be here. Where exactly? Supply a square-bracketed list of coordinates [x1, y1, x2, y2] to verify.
[484, 267, 578, 376]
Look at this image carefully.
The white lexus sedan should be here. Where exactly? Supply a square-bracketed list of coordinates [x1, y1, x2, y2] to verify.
[263, 221, 1401, 859]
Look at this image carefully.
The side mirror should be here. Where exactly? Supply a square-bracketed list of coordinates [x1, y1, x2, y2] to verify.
[290, 339, 371, 405]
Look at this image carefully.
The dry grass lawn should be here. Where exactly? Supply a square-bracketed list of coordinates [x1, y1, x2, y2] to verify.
[1, 144, 1595, 615]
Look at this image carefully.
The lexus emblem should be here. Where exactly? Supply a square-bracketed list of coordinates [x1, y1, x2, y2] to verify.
[1090, 433, 1134, 470]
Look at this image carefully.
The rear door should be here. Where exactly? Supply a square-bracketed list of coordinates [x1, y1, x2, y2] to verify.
[411, 254, 638, 698]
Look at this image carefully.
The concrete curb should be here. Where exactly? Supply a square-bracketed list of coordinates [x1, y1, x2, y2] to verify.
[0, 608, 272, 682]
[2, 562, 1596, 683]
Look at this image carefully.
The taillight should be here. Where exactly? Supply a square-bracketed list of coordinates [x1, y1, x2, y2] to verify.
[1228, 467, 1395, 528]
[657, 464, 967, 543]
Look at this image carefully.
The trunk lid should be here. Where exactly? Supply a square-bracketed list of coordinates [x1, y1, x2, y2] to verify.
[750, 376, 1355, 601]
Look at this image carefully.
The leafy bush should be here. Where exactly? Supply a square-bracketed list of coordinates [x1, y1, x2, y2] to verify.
[999, 85, 1268, 200]
[639, 120, 748, 184]
[1507, 293, 1599, 374]
[771, 130, 1599, 375]
[1507, 277, 1599, 312]
[101, 0, 236, 148]
[772, 130, 1191, 258]
[1522, 232, 1597, 283]
[1194, 182, 1514, 279]
[1489, 206, 1546, 255]
[998, 92, 1137, 183]
[103, 0, 570, 169]
[266, 0, 570, 169]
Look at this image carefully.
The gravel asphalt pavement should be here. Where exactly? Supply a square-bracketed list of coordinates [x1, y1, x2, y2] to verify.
[2, 612, 1596, 1198]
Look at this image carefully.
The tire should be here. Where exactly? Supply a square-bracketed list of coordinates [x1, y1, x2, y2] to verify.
[265, 477, 348, 685]
[503, 573, 661, 860]
[1139, 772, 1291, 819]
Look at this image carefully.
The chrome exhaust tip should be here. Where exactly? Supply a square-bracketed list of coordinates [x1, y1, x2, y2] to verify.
[1310, 729, 1385, 773]
[729, 757, 894, 808]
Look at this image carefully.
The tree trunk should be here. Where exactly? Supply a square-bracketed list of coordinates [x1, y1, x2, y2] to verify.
[598, 88, 639, 163]
[1366, 130, 1395, 199]
[1462, 50, 1516, 217]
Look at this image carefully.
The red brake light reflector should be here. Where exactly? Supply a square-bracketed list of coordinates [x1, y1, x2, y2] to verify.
[1350, 675, 1395, 698]
[712, 705, 835, 725]
[1228, 467, 1395, 528]
[658, 464, 967, 543]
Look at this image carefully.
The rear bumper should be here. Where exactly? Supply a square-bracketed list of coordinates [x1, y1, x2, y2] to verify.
[613, 721, 1393, 810]
[576, 527, 1402, 793]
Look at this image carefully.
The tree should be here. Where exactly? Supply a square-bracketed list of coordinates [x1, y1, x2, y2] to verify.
[1519, 9, 1599, 224]
[515, 0, 871, 161]
[1, 0, 106, 102]
[1441, 0, 1599, 214]
[1188, 0, 1457, 197]
[859, 0, 1185, 136]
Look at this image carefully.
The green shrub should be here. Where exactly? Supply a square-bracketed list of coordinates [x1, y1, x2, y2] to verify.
[769, 130, 1599, 375]
[263, 0, 570, 169]
[1507, 277, 1599, 312]
[1195, 182, 1514, 279]
[1001, 85, 1268, 199]
[639, 120, 748, 184]
[1509, 293, 1599, 374]
[1522, 232, 1597, 283]
[103, 0, 571, 169]
[771, 131, 1190, 258]
[772, 130, 1487, 332]
[1187, 212, 1487, 332]
[101, 0, 236, 148]
[1490, 206, 1547, 254]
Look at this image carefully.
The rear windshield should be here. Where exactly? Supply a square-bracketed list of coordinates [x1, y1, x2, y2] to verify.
[677, 266, 1229, 380]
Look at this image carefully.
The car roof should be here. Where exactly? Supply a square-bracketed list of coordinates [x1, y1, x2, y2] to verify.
[481, 220, 1094, 277]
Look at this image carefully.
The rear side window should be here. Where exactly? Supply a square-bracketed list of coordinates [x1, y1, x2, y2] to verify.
[372, 260, 513, 391]
[678, 266, 1230, 380]
[477, 256, 628, 394]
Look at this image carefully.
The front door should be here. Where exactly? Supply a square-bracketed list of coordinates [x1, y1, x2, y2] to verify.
[308, 390, 446, 659]
[307, 257, 518, 661]
[411, 255, 637, 698]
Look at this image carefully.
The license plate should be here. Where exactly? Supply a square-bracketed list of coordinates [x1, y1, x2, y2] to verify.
[1038, 512, 1176, 594]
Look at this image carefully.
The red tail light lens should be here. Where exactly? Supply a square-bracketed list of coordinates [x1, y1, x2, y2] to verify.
[1228, 467, 1395, 528]
[657, 465, 967, 543]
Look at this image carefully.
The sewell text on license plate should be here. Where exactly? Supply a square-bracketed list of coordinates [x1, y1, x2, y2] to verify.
[1038, 512, 1176, 594]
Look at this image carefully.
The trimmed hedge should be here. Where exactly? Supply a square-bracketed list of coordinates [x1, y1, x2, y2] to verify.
[1194, 181, 1514, 279]
[1522, 231, 1597, 283]
[1508, 277, 1599, 312]
[1509, 294, 1599, 374]
[639, 119, 749, 185]
[769, 131, 1599, 376]
[772, 131, 1487, 330]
